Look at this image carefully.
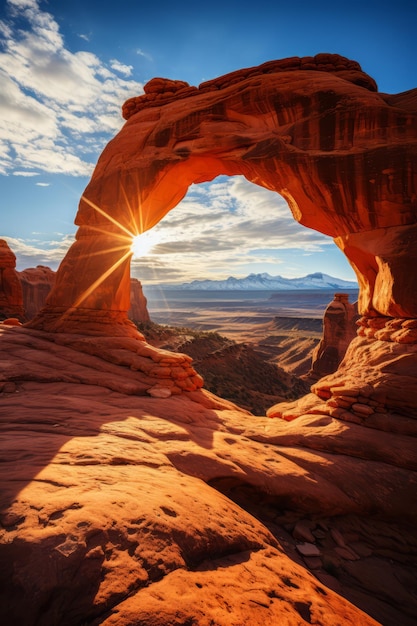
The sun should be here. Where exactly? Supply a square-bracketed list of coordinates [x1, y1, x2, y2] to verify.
[130, 230, 159, 259]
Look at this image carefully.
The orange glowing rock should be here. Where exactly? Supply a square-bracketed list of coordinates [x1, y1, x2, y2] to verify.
[28, 53, 416, 338]
[25, 53, 417, 403]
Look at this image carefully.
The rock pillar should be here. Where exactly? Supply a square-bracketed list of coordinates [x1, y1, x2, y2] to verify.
[0, 239, 24, 321]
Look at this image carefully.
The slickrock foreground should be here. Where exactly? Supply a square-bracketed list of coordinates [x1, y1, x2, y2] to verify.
[1, 54, 417, 624]
[1, 324, 416, 626]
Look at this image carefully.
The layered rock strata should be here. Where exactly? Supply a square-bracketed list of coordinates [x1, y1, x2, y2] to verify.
[0, 239, 24, 321]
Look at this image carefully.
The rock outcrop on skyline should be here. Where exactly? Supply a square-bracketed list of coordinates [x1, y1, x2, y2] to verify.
[129, 277, 150, 323]
[18, 265, 56, 321]
[309, 293, 359, 380]
[1, 55, 417, 625]
[0, 239, 24, 321]
[17, 264, 150, 325]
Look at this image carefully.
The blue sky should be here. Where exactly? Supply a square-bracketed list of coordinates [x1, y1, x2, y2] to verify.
[0, 0, 415, 284]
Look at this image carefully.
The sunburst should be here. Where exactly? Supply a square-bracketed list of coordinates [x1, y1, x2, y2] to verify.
[67, 193, 159, 309]
[130, 230, 159, 258]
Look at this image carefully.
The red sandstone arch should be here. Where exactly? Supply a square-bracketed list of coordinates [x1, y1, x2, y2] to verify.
[28, 54, 417, 338]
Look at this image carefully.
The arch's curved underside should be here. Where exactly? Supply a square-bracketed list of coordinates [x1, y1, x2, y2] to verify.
[27, 53, 417, 407]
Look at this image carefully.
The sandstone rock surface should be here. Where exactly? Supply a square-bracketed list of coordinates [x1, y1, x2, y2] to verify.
[128, 277, 150, 323]
[0, 239, 24, 321]
[1, 324, 416, 625]
[18, 265, 56, 321]
[309, 293, 359, 380]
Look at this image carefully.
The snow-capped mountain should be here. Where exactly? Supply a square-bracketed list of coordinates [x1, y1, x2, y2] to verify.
[160, 272, 358, 291]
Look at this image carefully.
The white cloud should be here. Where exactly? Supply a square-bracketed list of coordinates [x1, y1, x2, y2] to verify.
[0, 0, 144, 176]
[110, 59, 133, 76]
[35, 182, 50, 186]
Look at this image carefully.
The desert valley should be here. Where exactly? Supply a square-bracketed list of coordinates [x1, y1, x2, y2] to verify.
[1, 51, 417, 626]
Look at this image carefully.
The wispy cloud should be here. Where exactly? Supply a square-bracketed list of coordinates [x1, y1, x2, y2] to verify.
[12, 170, 38, 176]
[136, 48, 152, 62]
[0, 0, 144, 176]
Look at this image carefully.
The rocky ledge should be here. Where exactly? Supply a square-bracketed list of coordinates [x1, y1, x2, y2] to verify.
[1, 324, 416, 626]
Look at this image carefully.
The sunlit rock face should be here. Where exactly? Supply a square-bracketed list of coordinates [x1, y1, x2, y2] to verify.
[129, 278, 150, 324]
[28, 52, 417, 336]
[0, 239, 24, 321]
[18, 264, 150, 324]
[26, 53, 417, 402]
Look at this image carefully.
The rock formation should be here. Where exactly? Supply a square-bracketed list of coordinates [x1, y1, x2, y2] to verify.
[23, 52, 417, 404]
[1, 324, 416, 625]
[309, 293, 359, 380]
[18, 265, 56, 321]
[1, 54, 417, 625]
[17, 263, 150, 324]
[0, 239, 24, 321]
[129, 277, 150, 323]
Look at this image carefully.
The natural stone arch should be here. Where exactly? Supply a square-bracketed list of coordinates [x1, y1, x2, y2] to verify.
[28, 53, 417, 340]
[26, 54, 417, 408]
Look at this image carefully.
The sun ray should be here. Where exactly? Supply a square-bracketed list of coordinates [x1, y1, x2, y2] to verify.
[72, 244, 132, 261]
[81, 194, 136, 239]
[119, 180, 142, 237]
[72, 249, 133, 308]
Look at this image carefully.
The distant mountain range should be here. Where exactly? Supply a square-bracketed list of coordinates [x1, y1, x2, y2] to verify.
[155, 272, 358, 291]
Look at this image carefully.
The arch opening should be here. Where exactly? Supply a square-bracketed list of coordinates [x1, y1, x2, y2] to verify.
[128, 174, 355, 291]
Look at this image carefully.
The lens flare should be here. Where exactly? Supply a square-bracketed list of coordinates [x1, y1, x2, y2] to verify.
[131, 231, 158, 258]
